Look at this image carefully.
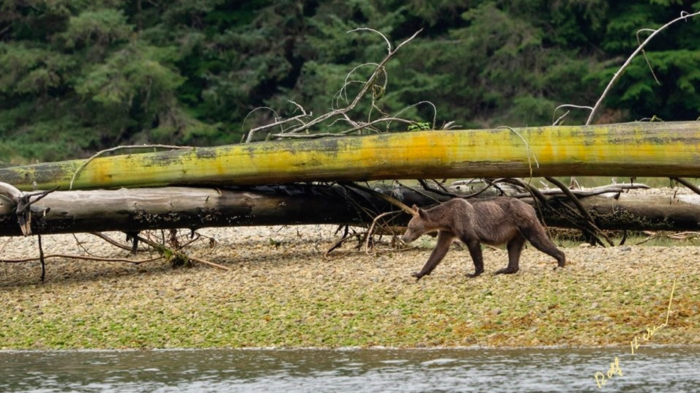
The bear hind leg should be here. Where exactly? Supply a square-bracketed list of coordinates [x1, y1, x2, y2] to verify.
[495, 233, 525, 275]
[521, 224, 566, 267]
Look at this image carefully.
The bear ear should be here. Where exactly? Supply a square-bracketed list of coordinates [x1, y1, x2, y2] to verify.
[409, 204, 419, 217]
[418, 207, 428, 219]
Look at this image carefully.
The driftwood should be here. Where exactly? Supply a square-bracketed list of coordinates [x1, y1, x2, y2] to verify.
[2, 183, 700, 237]
[0, 184, 416, 237]
[2, 121, 700, 192]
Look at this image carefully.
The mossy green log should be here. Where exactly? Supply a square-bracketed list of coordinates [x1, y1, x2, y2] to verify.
[2, 121, 700, 191]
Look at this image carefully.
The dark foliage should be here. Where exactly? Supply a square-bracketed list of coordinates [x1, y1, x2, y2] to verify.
[1, 0, 698, 162]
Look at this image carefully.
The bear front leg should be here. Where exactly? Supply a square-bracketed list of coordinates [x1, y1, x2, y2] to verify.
[412, 231, 454, 280]
[464, 239, 485, 278]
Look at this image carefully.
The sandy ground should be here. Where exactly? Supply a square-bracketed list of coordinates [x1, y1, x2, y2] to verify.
[1, 223, 698, 350]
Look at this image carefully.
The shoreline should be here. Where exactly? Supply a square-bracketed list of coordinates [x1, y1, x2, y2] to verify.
[2, 224, 699, 350]
[2, 343, 700, 352]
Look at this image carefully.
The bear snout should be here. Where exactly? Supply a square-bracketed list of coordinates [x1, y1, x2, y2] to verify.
[401, 231, 417, 243]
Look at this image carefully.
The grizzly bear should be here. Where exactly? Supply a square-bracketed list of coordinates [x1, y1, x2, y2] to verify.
[401, 198, 565, 280]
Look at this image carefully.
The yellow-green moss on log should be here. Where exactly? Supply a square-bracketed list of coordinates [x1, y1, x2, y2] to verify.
[2, 121, 700, 191]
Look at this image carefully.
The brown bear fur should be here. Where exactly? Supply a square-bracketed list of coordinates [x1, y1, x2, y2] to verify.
[401, 197, 565, 280]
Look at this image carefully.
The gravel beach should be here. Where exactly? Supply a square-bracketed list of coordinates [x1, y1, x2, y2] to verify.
[1, 220, 699, 350]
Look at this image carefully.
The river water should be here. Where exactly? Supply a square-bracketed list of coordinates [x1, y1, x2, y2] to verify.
[1, 347, 698, 392]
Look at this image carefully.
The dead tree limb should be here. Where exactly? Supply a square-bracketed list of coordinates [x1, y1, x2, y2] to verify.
[586, 10, 700, 125]
[2, 184, 700, 239]
[244, 28, 426, 142]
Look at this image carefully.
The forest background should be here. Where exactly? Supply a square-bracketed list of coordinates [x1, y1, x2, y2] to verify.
[1, 0, 699, 164]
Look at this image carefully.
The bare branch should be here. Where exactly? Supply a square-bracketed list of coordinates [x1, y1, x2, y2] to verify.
[335, 63, 386, 108]
[328, 114, 363, 131]
[271, 117, 423, 139]
[338, 117, 423, 135]
[237, 28, 432, 144]
[364, 211, 402, 253]
[395, 29, 424, 52]
[187, 255, 232, 271]
[552, 104, 593, 125]
[288, 100, 307, 115]
[0, 181, 23, 201]
[134, 234, 230, 271]
[637, 115, 665, 122]
[0, 254, 163, 265]
[586, 10, 700, 125]
[511, 183, 649, 198]
[441, 121, 460, 130]
[348, 27, 393, 53]
[89, 232, 149, 252]
[1, 182, 58, 236]
[276, 29, 423, 137]
[553, 110, 570, 126]
[546, 176, 613, 247]
[243, 103, 311, 143]
[343, 182, 416, 216]
[242, 107, 281, 142]
[391, 101, 438, 130]
[671, 177, 700, 197]
[636, 28, 661, 85]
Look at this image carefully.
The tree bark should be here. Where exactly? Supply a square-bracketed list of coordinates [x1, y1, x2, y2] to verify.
[2, 121, 700, 191]
[0, 185, 427, 237]
[2, 185, 700, 237]
[532, 193, 700, 231]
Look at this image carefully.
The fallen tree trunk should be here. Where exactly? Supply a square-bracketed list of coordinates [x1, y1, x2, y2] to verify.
[2, 184, 700, 237]
[0, 185, 425, 237]
[535, 193, 700, 231]
[2, 121, 700, 191]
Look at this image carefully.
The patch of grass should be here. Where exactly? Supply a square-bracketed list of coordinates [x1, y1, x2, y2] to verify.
[1, 226, 699, 350]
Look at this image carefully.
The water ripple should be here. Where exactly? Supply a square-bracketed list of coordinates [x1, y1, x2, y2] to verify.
[1, 347, 699, 392]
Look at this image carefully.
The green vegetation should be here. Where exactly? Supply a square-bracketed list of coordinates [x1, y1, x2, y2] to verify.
[1, 1, 699, 163]
[1, 238, 698, 350]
